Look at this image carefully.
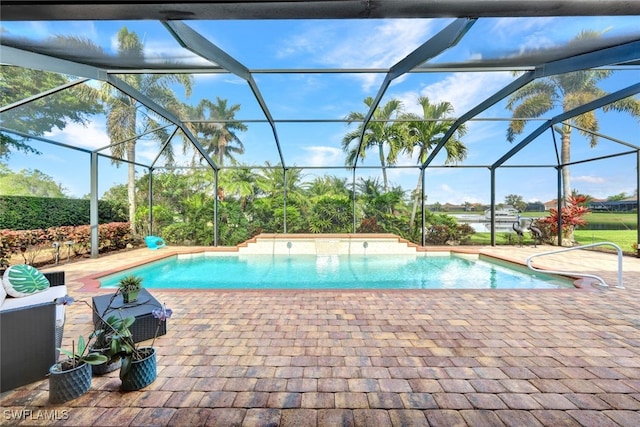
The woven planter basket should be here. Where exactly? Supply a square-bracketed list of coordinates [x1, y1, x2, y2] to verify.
[120, 347, 157, 391]
[49, 361, 91, 403]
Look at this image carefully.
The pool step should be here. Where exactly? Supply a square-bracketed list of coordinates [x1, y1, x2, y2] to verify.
[237, 233, 419, 256]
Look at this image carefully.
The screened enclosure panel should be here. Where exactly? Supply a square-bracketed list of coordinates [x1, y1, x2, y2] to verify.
[1, 9, 638, 248]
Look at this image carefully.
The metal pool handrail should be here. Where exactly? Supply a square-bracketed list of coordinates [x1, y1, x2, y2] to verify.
[526, 242, 624, 289]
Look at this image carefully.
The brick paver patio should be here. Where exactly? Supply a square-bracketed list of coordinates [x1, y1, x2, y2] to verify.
[1, 244, 639, 426]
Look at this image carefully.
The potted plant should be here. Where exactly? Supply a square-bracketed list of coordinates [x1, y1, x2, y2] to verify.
[50, 295, 108, 403]
[49, 335, 108, 403]
[118, 304, 172, 391]
[89, 314, 133, 375]
[118, 275, 143, 303]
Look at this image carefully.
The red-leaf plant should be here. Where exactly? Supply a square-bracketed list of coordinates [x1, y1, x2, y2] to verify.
[538, 195, 590, 238]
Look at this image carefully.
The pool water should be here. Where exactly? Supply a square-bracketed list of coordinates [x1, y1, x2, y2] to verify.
[99, 254, 572, 290]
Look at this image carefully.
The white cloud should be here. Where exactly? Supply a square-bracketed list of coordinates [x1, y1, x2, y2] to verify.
[323, 20, 434, 67]
[416, 72, 513, 114]
[440, 183, 453, 193]
[44, 120, 110, 150]
[43, 120, 191, 168]
[144, 42, 215, 67]
[278, 19, 437, 91]
[300, 146, 343, 167]
[573, 175, 606, 184]
[426, 182, 487, 205]
[490, 17, 558, 52]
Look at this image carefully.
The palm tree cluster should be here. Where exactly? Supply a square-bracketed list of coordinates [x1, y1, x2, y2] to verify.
[130, 94, 471, 244]
[123, 163, 474, 246]
[78, 27, 246, 235]
[342, 95, 468, 231]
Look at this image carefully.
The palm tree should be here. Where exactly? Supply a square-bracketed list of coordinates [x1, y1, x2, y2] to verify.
[355, 177, 384, 217]
[219, 167, 260, 211]
[256, 162, 308, 207]
[355, 177, 405, 217]
[506, 30, 640, 207]
[307, 175, 351, 199]
[188, 97, 247, 166]
[342, 97, 405, 192]
[251, 162, 309, 232]
[102, 27, 193, 233]
[401, 96, 467, 230]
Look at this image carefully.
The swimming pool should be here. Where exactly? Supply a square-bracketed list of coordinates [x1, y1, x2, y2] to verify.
[99, 253, 572, 290]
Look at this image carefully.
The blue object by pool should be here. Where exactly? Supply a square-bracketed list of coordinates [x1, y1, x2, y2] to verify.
[144, 235, 166, 250]
[99, 254, 572, 290]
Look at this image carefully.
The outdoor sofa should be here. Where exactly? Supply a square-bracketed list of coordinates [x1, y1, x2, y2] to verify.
[0, 271, 67, 392]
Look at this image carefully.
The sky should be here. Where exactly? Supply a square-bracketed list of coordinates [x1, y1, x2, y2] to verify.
[1, 16, 639, 205]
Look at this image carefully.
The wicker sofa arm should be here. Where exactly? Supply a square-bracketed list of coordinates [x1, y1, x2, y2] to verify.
[0, 270, 67, 392]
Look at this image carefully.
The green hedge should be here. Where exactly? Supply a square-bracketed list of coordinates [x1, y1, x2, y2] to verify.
[0, 196, 127, 230]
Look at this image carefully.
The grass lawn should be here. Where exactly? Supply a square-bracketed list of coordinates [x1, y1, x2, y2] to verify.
[573, 229, 637, 252]
[468, 229, 638, 254]
[583, 212, 637, 228]
[460, 210, 637, 252]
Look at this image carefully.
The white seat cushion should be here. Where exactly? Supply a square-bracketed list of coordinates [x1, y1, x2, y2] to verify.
[0, 285, 68, 327]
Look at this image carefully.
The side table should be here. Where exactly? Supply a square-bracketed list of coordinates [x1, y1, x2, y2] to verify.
[92, 289, 166, 343]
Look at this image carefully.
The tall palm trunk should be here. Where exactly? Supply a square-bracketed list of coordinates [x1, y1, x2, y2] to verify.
[127, 144, 136, 234]
[378, 143, 388, 193]
[560, 124, 572, 205]
[560, 124, 573, 241]
[217, 135, 226, 166]
[409, 168, 423, 230]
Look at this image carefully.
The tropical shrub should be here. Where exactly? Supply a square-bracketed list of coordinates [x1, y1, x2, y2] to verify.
[538, 195, 590, 238]
[424, 221, 475, 245]
[451, 223, 476, 244]
[308, 196, 352, 233]
[357, 216, 383, 233]
[217, 201, 251, 246]
[376, 214, 411, 240]
[98, 222, 136, 251]
[424, 225, 451, 245]
[160, 222, 195, 245]
[134, 205, 174, 237]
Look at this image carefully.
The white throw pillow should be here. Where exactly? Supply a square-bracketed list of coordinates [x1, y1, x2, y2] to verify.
[2, 264, 50, 298]
[0, 283, 6, 306]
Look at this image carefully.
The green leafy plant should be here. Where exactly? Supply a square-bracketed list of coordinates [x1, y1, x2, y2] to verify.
[357, 216, 383, 233]
[52, 295, 108, 370]
[118, 303, 172, 381]
[308, 196, 352, 233]
[55, 336, 108, 371]
[117, 275, 143, 293]
[91, 314, 135, 356]
[424, 225, 451, 245]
